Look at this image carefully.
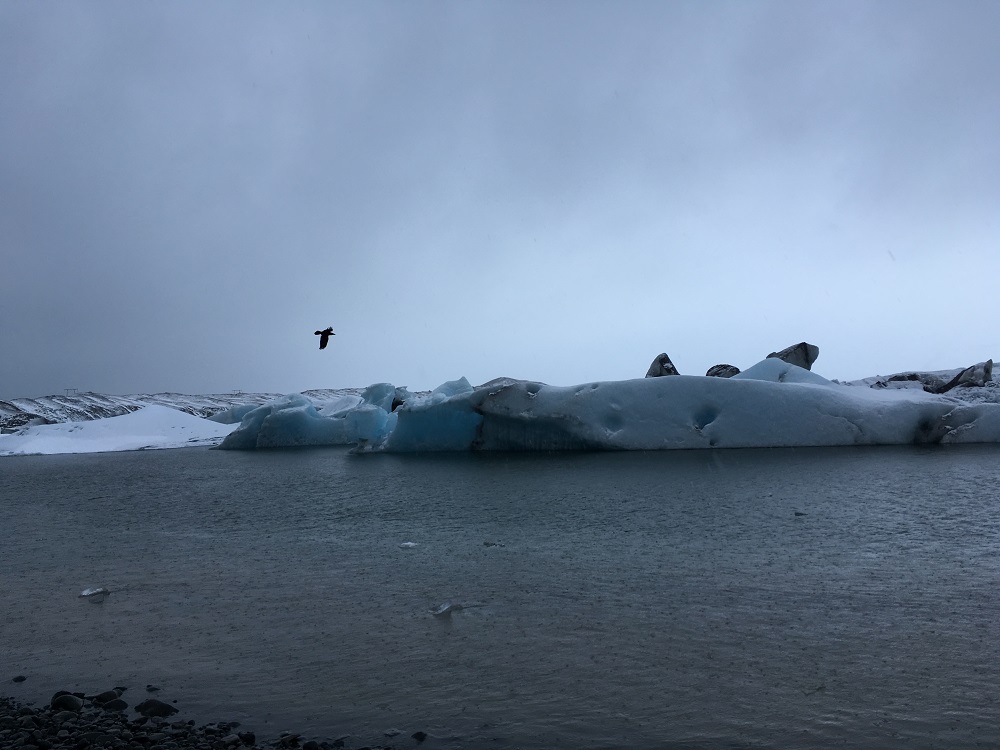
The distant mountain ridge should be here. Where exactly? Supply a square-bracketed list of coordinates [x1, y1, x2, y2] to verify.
[0, 389, 360, 431]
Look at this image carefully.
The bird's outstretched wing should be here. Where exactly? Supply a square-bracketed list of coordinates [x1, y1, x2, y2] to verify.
[315, 326, 335, 349]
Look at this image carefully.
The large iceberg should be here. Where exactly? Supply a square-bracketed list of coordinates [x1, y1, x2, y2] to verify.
[216, 359, 1000, 453]
[3, 359, 997, 457]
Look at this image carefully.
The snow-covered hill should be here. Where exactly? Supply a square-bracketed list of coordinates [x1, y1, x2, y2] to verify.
[0, 389, 360, 431]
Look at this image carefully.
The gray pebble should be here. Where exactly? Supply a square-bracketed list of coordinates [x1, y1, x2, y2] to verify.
[135, 698, 178, 718]
[50, 694, 83, 712]
[92, 689, 122, 704]
[4, 686, 336, 750]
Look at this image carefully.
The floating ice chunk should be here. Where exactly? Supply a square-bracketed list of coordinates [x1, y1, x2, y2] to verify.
[79, 587, 110, 603]
[432, 600, 463, 618]
[399, 541, 419, 549]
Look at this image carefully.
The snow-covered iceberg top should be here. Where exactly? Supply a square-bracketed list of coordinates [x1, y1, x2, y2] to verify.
[217, 358, 1000, 453]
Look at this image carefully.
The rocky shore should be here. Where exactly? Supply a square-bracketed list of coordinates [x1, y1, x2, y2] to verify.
[1, 683, 428, 750]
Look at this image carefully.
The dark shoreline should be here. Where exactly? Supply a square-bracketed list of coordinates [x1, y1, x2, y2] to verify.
[1, 687, 426, 750]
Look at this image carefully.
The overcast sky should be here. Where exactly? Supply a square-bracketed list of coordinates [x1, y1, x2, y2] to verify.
[2, 1, 998, 399]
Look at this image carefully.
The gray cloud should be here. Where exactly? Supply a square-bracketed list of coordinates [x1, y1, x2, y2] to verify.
[2, 1, 998, 399]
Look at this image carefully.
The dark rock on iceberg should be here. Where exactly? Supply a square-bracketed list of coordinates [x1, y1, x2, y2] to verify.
[706, 364, 740, 378]
[645, 353, 680, 377]
[926, 359, 993, 394]
[867, 360, 994, 394]
[767, 342, 819, 371]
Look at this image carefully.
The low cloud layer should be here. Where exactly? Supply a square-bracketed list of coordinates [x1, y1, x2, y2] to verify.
[2, 2, 998, 399]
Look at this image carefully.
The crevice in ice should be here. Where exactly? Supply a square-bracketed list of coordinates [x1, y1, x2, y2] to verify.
[693, 406, 720, 431]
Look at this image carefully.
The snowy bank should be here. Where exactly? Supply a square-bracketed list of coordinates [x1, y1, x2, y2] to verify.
[0, 405, 238, 456]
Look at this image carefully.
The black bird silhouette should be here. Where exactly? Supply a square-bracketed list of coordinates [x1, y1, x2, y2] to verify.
[315, 326, 335, 350]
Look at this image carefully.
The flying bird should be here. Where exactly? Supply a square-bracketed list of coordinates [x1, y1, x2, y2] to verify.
[315, 326, 335, 350]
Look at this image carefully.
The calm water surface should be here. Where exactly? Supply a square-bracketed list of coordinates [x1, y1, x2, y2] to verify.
[2, 445, 1000, 749]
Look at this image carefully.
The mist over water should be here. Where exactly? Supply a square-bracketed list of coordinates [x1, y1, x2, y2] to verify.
[3, 446, 1000, 748]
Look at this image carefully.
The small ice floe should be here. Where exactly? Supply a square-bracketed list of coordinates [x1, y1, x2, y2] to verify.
[432, 600, 463, 618]
[399, 541, 419, 549]
[79, 587, 110, 603]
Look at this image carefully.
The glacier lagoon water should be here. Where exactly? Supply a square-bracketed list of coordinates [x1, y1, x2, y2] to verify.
[3, 445, 1000, 749]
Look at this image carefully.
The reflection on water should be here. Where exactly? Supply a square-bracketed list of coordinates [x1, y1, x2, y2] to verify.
[3, 445, 1000, 748]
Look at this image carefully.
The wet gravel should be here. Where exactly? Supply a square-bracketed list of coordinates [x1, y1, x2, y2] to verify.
[1, 684, 426, 750]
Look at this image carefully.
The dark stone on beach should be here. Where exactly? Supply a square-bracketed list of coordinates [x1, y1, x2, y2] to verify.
[102, 698, 128, 711]
[49, 693, 83, 712]
[145, 684, 161, 692]
[135, 698, 178, 717]
[4, 690, 341, 750]
[11, 676, 26, 683]
[91, 689, 122, 705]
[412, 730, 428, 742]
